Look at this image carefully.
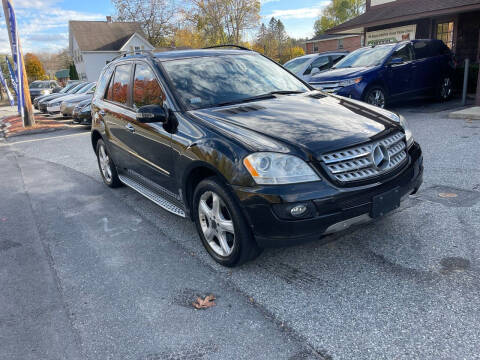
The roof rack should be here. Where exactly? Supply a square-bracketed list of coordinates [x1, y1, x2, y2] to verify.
[203, 44, 252, 51]
[111, 49, 154, 62]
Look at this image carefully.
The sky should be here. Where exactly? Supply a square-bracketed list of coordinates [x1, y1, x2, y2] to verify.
[0, 0, 329, 54]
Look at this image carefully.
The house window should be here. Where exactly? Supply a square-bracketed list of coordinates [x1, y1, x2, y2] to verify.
[134, 46, 141, 52]
[436, 21, 454, 49]
[337, 38, 344, 49]
[313, 43, 319, 52]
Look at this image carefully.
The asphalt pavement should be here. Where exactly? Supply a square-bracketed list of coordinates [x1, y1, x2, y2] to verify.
[1, 103, 480, 360]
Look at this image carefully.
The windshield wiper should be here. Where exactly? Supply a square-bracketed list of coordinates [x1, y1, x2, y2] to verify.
[214, 91, 303, 108]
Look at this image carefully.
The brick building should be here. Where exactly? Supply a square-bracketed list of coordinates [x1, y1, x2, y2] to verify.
[305, 34, 362, 55]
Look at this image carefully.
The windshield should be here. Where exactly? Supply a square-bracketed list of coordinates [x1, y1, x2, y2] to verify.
[30, 82, 50, 89]
[59, 83, 76, 93]
[284, 56, 312, 73]
[68, 83, 86, 93]
[161, 54, 309, 110]
[334, 45, 394, 68]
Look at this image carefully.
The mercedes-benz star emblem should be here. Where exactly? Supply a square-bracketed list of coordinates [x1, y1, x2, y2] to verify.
[371, 144, 390, 170]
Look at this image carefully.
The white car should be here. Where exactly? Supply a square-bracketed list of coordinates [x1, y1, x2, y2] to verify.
[284, 51, 348, 81]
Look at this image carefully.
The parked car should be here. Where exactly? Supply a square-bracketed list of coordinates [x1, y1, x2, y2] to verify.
[34, 81, 81, 109]
[46, 82, 95, 114]
[283, 51, 348, 81]
[38, 82, 86, 112]
[72, 99, 92, 125]
[29, 80, 61, 100]
[60, 86, 95, 117]
[91, 48, 423, 267]
[309, 39, 455, 108]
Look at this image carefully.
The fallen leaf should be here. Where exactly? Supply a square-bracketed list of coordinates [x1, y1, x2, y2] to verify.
[192, 294, 216, 309]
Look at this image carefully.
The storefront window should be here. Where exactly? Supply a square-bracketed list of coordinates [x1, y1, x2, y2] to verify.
[436, 21, 454, 49]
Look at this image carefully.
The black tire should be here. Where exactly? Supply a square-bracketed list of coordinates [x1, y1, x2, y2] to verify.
[437, 76, 453, 101]
[363, 85, 387, 108]
[95, 139, 122, 188]
[193, 177, 262, 267]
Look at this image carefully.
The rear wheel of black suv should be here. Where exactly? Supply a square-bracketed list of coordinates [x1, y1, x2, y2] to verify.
[193, 177, 262, 267]
[96, 139, 122, 188]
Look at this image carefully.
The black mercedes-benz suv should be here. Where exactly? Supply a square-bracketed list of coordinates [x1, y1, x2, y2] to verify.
[91, 47, 423, 267]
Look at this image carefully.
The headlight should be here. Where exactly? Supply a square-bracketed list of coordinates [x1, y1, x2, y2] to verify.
[243, 152, 320, 185]
[338, 77, 362, 87]
[40, 89, 49, 95]
[51, 101, 61, 106]
[399, 115, 413, 147]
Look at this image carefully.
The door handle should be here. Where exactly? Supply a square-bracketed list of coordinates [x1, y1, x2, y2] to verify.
[98, 109, 106, 116]
[125, 123, 135, 133]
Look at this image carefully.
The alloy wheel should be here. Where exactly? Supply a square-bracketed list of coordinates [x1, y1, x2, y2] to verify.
[98, 144, 112, 182]
[440, 77, 452, 99]
[198, 191, 235, 257]
[366, 89, 385, 108]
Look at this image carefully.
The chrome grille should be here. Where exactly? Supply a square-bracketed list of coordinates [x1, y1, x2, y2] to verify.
[320, 131, 407, 183]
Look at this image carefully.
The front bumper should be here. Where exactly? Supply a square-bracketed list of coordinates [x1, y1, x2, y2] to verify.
[73, 110, 92, 125]
[311, 82, 366, 100]
[233, 143, 423, 248]
[47, 104, 60, 114]
[61, 102, 76, 116]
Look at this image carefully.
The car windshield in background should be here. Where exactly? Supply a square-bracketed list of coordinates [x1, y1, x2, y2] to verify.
[69, 83, 87, 93]
[30, 82, 50, 89]
[284, 56, 312, 73]
[333, 45, 395, 69]
[161, 54, 309, 110]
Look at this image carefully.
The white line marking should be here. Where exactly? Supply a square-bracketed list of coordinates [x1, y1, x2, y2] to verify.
[1, 131, 89, 146]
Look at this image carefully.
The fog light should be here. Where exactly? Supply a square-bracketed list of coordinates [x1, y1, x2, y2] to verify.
[290, 204, 307, 217]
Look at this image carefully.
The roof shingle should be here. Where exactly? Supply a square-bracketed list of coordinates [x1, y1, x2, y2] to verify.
[328, 0, 480, 33]
[69, 21, 147, 51]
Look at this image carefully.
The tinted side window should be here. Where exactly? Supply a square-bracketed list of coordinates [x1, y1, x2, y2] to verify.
[304, 56, 330, 75]
[133, 63, 165, 108]
[391, 44, 413, 62]
[413, 41, 431, 59]
[111, 64, 131, 105]
[331, 54, 345, 64]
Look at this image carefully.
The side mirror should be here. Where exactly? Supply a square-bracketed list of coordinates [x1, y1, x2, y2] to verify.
[136, 104, 167, 123]
[389, 57, 404, 66]
[310, 67, 320, 76]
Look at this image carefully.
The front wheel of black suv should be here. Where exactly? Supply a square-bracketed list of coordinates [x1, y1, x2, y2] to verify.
[193, 177, 262, 267]
[96, 139, 122, 188]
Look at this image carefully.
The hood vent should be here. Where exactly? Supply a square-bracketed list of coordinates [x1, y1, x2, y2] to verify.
[216, 104, 265, 115]
[309, 92, 326, 99]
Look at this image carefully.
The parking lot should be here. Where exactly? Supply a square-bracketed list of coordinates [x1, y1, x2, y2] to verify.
[1, 102, 480, 360]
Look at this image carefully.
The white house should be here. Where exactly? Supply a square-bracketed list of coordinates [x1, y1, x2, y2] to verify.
[69, 17, 154, 82]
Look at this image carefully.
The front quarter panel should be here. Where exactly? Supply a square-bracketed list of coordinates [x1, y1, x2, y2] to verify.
[171, 113, 255, 190]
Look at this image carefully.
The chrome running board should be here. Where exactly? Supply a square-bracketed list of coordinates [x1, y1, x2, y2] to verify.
[119, 174, 186, 218]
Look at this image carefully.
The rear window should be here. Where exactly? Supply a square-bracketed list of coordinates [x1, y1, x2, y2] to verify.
[413, 41, 449, 59]
[105, 64, 131, 105]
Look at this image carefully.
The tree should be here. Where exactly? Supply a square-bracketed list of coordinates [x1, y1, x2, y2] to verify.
[314, 0, 365, 36]
[185, 0, 260, 46]
[69, 63, 79, 80]
[25, 53, 46, 82]
[112, 0, 178, 47]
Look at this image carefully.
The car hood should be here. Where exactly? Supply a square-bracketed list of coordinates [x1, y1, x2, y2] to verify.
[47, 94, 82, 104]
[309, 67, 374, 83]
[63, 94, 92, 104]
[190, 92, 401, 159]
[39, 93, 70, 104]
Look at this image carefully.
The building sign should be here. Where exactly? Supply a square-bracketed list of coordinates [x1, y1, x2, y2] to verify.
[366, 25, 417, 46]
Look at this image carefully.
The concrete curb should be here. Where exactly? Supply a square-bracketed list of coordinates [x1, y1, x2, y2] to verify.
[448, 106, 480, 120]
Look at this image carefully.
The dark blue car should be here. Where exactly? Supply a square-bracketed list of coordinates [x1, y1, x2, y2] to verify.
[308, 39, 455, 108]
